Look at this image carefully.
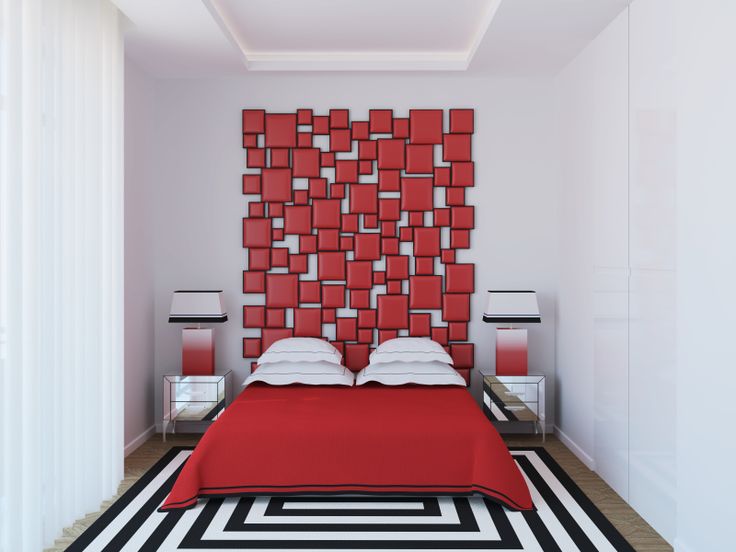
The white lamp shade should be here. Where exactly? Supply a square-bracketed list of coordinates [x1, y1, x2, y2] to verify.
[169, 291, 227, 323]
[483, 291, 540, 323]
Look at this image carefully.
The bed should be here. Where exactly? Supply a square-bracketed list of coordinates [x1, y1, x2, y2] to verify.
[159, 382, 533, 512]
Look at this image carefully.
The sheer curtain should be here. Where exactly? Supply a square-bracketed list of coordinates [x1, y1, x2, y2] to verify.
[0, 0, 124, 549]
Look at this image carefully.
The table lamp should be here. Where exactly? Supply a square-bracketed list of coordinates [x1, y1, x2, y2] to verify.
[169, 291, 227, 375]
[482, 291, 540, 376]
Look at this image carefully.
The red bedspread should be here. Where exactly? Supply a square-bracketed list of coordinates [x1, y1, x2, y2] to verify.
[160, 383, 533, 511]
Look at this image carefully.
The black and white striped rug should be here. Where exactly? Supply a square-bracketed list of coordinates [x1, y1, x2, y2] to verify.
[68, 447, 633, 551]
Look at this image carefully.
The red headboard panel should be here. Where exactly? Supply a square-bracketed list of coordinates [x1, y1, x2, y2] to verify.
[241, 109, 475, 383]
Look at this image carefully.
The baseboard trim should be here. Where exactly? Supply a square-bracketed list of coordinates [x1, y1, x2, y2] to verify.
[124, 425, 155, 457]
[554, 425, 596, 471]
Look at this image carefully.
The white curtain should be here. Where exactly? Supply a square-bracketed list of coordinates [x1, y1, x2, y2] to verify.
[0, 0, 124, 549]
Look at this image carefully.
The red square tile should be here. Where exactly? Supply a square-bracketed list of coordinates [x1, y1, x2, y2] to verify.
[434, 166, 451, 187]
[294, 308, 323, 337]
[331, 183, 346, 199]
[339, 235, 354, 251]
[266, 308, 285, 328]
[248, 248, 271, 271]
[318, 251, 346, 280]
[354, 234, 381, 260]
[352, 121, 370, 140]
[451, 206, 474, 229]
[318, 228, 340, 251]
[399, 227, 413, 242]
[377, 294, 409, 329]
[400, 177, 434, 211]
[265, 273, 299, 307]
[443, 134, 471, 162]
[410, 109, 443, 144]
[442, 294, 471, 322]
[380, 221, 397, 236]
[243, 305, 265, 328]
[336, 160, 359, 183]
[331, 341, 345, 355]
[358, 140, 377, 160]
[446, 187, 465, 206]
[292, 148, 321, 177]
[450, 229, 470, 249]
[363, 214, 379, 229]
[386, 255, 409, 280]
[284, 205, 312, 235]
[409, 275, 442, 309]
[247, 148, 266, 168]
[393, 118, 409, 138]
[329, 109, 349, 129]
[408, 212, 425, 227]
[359, 160, 373, 175]
[297, 108, 313, 125]
[271, 248, 289, 267]
[448, 322, 468, 341]
[265, 113, 297, 148]
[262, 328, 294, 351]
[378, 169, 401, 191]
[378, 198, 401, 221]
[433, 208, 451, 226]
[358, 309, 377, 329]
[409, 313, 431, 337]
[312, 199, 342, 228]
[242, 109, 265, 134]
[341, 213, 359, 233]
[358, 328, 373, 344]
[387, 280, 403, 294]
[381, 238, 399, 255]
[379, 330, 398, 344]
[322, 309, 336, 323]
[242, 134, 258, 148]
[350, 289, 370, 309]
[299, 281, 321, 303]
[369, 109, 393, 133]
[297, 132, 312, 148]
[248, 202, 265, 218]
[451, 161, 474, 187]
[321, 151, 336, 167]
[450, 343, 474, 368]
[336, 317, 358, 341]
[449, 109, 474, 134]
[243, 338, 261, 358]
[413, 227, 441, 257]
[406, 144, 435, 174]
[243, 218, 272, 248]
[313, 115, 330, 135]
[242, 174, 261, 194]
[322, 284, 346, 308]
[288, 253, 308, 273]
[347, 261, 373, 289]
[272, 227, 284, 241]
[243, 271, 265, 293]
[373, 271, 386, 285]
[269, 202, 284, 217]
[415, 257, 434, 275]
[330, 128, 352, 152]
[344, 343, 370, 371]
[270, 148, 290, 168]
[445, 263, 474, 293]
[441, 249, 456, 264]
[431, 327, 449, 346]
[294, 190, 309, 205]
[377, 139, 405, 170]
[309, 178, 328, 198]
[261, 168, 292, 203]
[299, 234, 318, 254]
[349, 184, 378, 214]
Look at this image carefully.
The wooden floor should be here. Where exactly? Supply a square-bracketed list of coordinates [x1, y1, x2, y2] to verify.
[48, 433, 672, 552]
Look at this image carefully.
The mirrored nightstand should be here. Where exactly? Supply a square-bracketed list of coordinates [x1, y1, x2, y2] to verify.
[162, 371, 232, 441]
[482, 374, 546, 442]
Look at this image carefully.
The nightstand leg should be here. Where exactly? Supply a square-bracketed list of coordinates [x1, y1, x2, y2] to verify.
[162, 420, 168, 442]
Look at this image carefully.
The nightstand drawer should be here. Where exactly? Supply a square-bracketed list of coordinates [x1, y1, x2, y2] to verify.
[483, 391, 540, 422]
[488, 382, 539, 403]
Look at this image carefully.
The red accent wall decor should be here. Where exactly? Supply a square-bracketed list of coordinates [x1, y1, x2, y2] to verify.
[241, 109, 475, 383]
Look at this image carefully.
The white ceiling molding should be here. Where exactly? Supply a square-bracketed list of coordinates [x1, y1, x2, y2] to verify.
[202, 0, 502, 71]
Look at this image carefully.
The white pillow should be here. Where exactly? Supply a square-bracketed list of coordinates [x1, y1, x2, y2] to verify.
[369, 337, 453, 365]
[243, 360, 354, 387]
[258, 337, 342, 366]
[356, 361, 466, 387]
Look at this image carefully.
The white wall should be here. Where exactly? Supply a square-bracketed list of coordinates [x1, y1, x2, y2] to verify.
[141, 74, 560, 431]
[123, 58, 156, 453]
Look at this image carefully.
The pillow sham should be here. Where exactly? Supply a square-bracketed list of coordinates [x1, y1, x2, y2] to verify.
[258, 337, 342, 366]
[369, 337, 453, 365]
[243, 360, 354, 387]
[356, 361, 466, 387]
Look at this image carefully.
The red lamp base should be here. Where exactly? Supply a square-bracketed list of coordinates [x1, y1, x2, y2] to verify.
[495, 328, 528, 376]
[182, 328, 215, 375]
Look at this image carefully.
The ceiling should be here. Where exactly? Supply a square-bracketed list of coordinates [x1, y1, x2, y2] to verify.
[113, 0, 629, 77]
